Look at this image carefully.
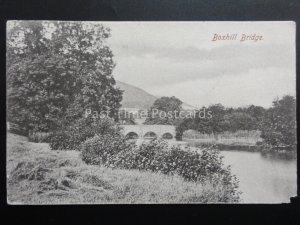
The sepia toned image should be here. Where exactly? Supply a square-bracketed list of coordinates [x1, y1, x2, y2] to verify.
[6, 21, 296, 204]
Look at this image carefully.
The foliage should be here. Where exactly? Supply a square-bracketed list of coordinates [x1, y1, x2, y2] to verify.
[80, 138, 240, 200]
[176, 103, 266, 140]
[7, 21, 122, 132]
[176, 104, 227, 140]
[176, 118, 194, 140]
[49, 116, 121, 150]
[205, 104, 227, 135]
[28, 132, 52, 143]
[7, 133, 239, 203]
[144, 96, 183, 125]
[48, 132, 71, 150]
[183, 129, 261, 143]
[242, 105, 266, 129]
[260, 95, 296, 149]
[118, 109, 136, 125]
[222, 112, 256, 132]
[80, 133, 134, 165]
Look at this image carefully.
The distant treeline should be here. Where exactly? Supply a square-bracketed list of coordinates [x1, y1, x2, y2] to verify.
[142, 95, 296, 150]
[176, 95, 296, 150]
[176, 103, 266, 138]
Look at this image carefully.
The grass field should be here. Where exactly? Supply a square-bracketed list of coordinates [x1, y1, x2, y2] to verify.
[7, 133, 237, 204]
[183, 130, 262, 146]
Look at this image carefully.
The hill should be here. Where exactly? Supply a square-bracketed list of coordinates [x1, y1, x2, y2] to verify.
[116, 80, 197, 110]
[116, 81, 157, 109]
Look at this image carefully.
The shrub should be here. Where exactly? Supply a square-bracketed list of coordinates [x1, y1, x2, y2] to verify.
[80, 134, 135, 165]
[80, 138, 239, 199]
[49, 117, 121, 150]
[260, 95, 296, 150]
[115, 140, 237, 183]
[108, 140, 168, 171]
[49, 131, 71, 150]
[28, 132, 52, 143]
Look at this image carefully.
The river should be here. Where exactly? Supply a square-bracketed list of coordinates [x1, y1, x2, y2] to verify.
[220, 150, 297, 203]
[135, 139, 297, 203]
[176, 139, 297, 203]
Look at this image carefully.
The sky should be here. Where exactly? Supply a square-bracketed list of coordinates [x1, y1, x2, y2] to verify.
[104, 22, 295, 108]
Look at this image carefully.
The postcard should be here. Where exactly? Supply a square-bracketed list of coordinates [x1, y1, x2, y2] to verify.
[6, 21, 296, 204]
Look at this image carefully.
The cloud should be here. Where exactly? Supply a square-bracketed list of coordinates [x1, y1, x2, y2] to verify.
[113, 42, 292, 63]
[149, 67, 296, 108]
[113, 43, 294, 88]
[104, 22, 295, 107]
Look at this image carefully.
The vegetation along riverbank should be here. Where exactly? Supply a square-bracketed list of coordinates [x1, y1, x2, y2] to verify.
[7, 133, 240, 204]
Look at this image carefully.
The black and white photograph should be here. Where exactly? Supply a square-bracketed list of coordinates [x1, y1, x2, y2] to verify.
[6, 21, 296, 204]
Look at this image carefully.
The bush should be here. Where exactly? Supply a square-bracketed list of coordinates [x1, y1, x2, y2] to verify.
[115, 140, 236, 182]
[49, 132, 71, 150]
[260, 95, 296, 150]
[49, 117, 121, 150]
[80, 138, 239, 199]
[28, 132, 52, 143]
[80, 134, 134, 165]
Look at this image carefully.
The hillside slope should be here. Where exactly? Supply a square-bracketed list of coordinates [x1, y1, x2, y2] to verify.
[116, 80, 197, 110]
[116, 81, 157, 109]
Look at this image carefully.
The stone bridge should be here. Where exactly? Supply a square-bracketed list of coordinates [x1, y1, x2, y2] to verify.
[121, 125, 176, 140]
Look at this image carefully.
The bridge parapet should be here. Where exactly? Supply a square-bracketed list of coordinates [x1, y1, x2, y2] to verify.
[121, 125, 176, 140]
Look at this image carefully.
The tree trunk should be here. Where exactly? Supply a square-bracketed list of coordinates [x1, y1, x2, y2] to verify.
[213, 132, 219, 141]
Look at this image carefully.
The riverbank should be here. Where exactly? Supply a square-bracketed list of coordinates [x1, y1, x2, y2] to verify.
[183, 138, 261, 151]
[7, 133, 238, 204]
[182, 130, 262, 151]
[183, 138, 296, 154]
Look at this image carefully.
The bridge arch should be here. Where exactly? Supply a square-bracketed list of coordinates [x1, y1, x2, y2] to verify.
[125, 132, 139, 140]
[144, 131, 157, 139]
[162, 132, 173, 140]
[121, 125, 176, 140]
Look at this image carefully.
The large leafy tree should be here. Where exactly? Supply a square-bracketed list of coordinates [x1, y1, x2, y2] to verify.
[260, 95, 296, 149]
[205, 104, 227, 138]
[234, 105, 266, 129]
[176, 104, 227, 140]
[144, 96, 183, 125]
[222, 112, 256, 132]
[7, 21, 122, 132]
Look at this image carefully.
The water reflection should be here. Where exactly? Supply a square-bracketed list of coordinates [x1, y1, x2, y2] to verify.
[220, 150, 297, 203]
[261, 151, 296, 161]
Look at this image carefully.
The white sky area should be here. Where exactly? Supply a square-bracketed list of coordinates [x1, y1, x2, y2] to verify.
[9, 21, 295, 108]
[102, 22, 295, 108]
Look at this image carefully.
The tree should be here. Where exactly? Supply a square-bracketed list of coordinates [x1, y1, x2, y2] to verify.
[7, 21, 122, 132]
[175, 117, 195, 140]
[223, 112, 256, 132]
[118, 109, 136, 125]
[176, 104, 226, 140]
[260, 95, 296, 149]
[144, 96, 183, 125]
[205, 104, 227, 139]
[243, 105, 266, 129]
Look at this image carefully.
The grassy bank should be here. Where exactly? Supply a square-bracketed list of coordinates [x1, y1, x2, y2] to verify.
[184, 139, 261, 151]
[183, 130, 262, 151]
[7, 133, 238, 204]
[183, 130, 261, 144]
